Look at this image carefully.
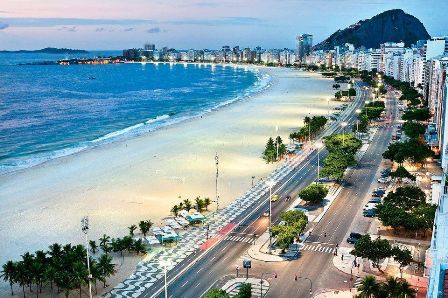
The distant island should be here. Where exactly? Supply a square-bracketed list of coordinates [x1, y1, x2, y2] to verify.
[0, 47, 89, 54]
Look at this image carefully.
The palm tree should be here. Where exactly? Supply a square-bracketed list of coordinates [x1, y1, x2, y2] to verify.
[99, 234, 111, 255]
[15, 262, 28, 298]
[204, 197, 211, 211]
[357, 275, 379, 298]
[183, 199, 193, 211]
[72, 261, 88, 298]
[138, 220, 153, 236]
[195, 197, 204, 212]
[43, 264, 56, 292]
[21, 252, 34, 292]
[132, 239, 146, 255]
[122, 236, 133, 254]
[398, 280, 417, 297]
[97, 254, 116, 288]
[128, 224, 137, 236]
[381, 277, 401, 297]
[89, 240, 98, 254]
[171, 204, 180, 217]
[1, 260, 17, 296]
[34, 250, 47, 293]
[90, 260, 102, 295]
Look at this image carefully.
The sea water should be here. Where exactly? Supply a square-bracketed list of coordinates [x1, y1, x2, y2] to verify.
[0, 53, 269, 174]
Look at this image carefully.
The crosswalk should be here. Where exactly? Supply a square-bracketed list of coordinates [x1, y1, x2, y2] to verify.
[353, 277, 363, 288]
[301, 243, 336, 254]
[224, 234, 255, 244]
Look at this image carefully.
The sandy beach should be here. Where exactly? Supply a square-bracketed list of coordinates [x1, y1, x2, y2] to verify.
[0, 67, 338, 286]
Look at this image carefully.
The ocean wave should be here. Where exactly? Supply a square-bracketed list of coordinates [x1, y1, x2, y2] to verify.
[0, 66, 272, 175]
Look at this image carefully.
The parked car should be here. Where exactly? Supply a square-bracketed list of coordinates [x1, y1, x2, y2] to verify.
[347, 232, 363, 244]
[363, 202, 378, 211]
[377, 177, 390, 183]
[263, 209, 270, 217]
[372, 191, 385, 197]
[363, 209, 376, 217]
[368, 197, 382, 204]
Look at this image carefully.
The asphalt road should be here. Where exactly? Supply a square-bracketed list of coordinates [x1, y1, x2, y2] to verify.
[140, 83, 379, 298]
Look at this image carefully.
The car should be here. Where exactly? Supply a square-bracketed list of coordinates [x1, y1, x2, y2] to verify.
[263, 209, 270, 217]
[368, 197, 382, 204]
[347, 232, 363, 244]
[377, 177, 390, 183]
[271, 194, 280, 202]
[374, 187, 386, 192]
[372, 191, 385, 197]
[363, 202, 377, 210]
[363, 209, 376, 217]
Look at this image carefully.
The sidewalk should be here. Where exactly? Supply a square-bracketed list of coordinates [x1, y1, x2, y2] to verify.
[332, 247, 388, 279]
[221, 277, 270, 297]
[313, 290, 353, 298]
[247, 231, 288, 262]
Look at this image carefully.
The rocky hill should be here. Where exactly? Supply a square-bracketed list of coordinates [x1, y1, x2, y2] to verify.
[313, 9, 430, 50]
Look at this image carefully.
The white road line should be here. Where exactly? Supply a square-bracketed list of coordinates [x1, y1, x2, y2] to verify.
[195, 283, 201, 288]
[181, 281, 188, 288]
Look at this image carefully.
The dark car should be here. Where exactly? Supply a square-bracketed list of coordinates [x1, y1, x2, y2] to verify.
[372, 190, 386, 196]
[369, 197, 382, 204]
[347, 232, 362, 244]
[363, 209, 376, 217]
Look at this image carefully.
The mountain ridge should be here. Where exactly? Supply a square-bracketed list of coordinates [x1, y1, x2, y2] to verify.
[313, 9, 431, 51]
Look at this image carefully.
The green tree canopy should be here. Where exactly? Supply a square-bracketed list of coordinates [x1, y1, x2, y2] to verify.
[402, 108, 431, 121]
[351, 235, 392, 271]
[205, 288, 230, 298]
[402, 121, 426, 139]
[299, 184, 329, 203]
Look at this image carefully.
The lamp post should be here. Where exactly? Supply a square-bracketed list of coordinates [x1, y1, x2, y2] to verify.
[308, 112, 311, 143]
[355, 109, 361, 137]
[315, 141, 324, 183]
[275, 125, 279, 161]
[161, 260, 172, 298]
[294, 275, 313, 297]
[81, 216, 93, 298]
[341, 122, 347, 145]
[266, 180, 275, 254]
[326, 98, 330, 118]
[251, 176, 255, 187]
[215, 153, 219, 211]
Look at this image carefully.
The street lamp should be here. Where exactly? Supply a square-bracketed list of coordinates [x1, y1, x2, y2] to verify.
[275, 125, 279, 161]
[315, 141, 324, 183]
[365, 100, 370, 118]
[160, 260, 172, 298]
[355, 109, 361, 136]
[266, 180, 275, 254]
[81, 216, 93, 298]
[341, 122, 347, 145]
[294, 275, 313, 297]
[326, 98, 330, 118]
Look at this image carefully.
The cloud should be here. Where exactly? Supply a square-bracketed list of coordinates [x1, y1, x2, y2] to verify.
[95, 27, 105, 32]
[124, 27, 135, 32]
[0, 23, 9, 30]
[164, 17, 266, 26]
[2, 17, 155, 28]
[147, 27, 161, 33]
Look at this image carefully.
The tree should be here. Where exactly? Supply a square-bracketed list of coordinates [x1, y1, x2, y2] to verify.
[195, 197, 205, 212]
[402, 108, 431, 121]
[204, 197, 211, 211]
[132, 239, 146, 255]
[320, 151, 356, 181]
[299, 184, 329, 203]
[392, 247, 413, 278]
[402, 121, 426, 139]
[1, 261, 16, 296]
[128, 224, 137, 236]
[89, 240, 98, 254]
[99, 234, 111, 255]
[170, 204, 180, 217]
[138, 220, 152, 237]
[390, 166, 416, 184]
[183, 199, 193, 211]
[351, 235, 392, 272]
[204, 288, 230, 298]
[237, 283, 252, 298]
[97, 254, 115, 288]
[262, 137, 276, 163]
[357, 275, 380, 298]
[397, 280, 417, 297]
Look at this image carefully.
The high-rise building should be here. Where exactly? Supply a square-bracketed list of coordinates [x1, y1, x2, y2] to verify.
[296, 34, 313, 62]
[144, 43, 156, 51]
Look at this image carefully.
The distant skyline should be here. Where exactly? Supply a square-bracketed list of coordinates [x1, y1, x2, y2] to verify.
[0, 0, 447, 50]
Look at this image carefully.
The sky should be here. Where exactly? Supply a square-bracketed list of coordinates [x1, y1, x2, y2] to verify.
[0, 0, 447, 50]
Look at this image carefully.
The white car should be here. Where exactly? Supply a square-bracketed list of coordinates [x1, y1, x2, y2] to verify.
[377, 177, 390, 183]
[363, 202, 377, 211]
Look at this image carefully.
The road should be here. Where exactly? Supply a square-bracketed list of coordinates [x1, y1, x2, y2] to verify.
[140, 83, 385, 298]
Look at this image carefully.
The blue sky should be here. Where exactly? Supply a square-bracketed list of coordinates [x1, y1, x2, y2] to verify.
[0, 0, 447, 50]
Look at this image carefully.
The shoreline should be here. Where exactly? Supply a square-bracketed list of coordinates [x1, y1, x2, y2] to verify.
[0, 64, 271, 177]
[0, 68, 339, 294]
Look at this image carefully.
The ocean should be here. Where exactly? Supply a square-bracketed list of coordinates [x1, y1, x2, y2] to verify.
[0, 52, 269, 174]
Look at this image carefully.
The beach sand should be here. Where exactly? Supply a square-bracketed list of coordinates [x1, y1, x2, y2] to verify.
[0, 68, 338, 291]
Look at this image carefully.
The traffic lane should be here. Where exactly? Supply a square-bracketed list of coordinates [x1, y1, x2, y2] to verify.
[147, 88, 368, 298]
